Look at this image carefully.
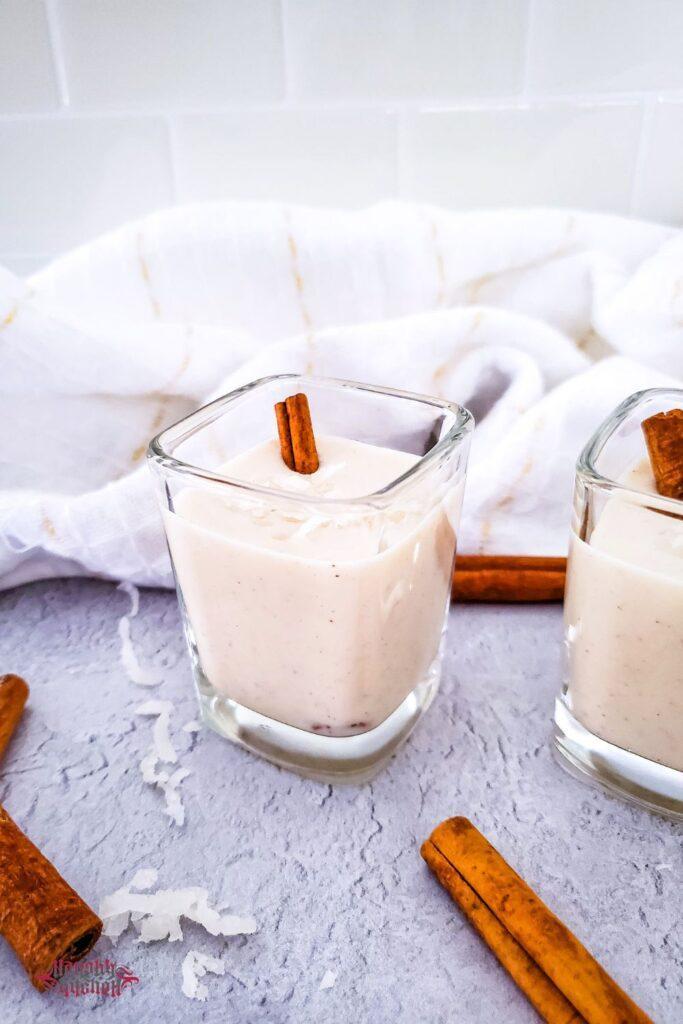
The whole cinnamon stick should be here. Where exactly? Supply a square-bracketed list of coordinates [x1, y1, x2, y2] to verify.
[641, 409, 683, 500]
[0, 674, 103, 990]
[422, 818, 653, 1024]
[0, 808, 103, 990]
[0, 674, 29, 761]
[275, 393, 319, 474]
[275, 401, 296, 470]
[452, 555, 566, 602]
[423, 840, 583, 1024]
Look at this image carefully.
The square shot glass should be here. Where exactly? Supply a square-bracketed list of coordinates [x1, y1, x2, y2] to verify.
[148, 375, 473, 783]
[555, 388, 683, 819]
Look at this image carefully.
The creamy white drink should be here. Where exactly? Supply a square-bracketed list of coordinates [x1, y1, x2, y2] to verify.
[565, 459, 683, 771]
[164, 436, 458, 735]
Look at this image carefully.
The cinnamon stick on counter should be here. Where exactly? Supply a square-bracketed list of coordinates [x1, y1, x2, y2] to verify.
[0, 674, 29, 762]
[0, 674, 103, 991]
[275, 393, 320, 474]
[0, 809, 103, 991]
[642, 408, 683, 500]
[452, 556, 566, 603]
[422, 818, 653, 1024]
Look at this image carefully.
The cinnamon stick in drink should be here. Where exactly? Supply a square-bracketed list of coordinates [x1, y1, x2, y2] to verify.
[0, 674, 102, 990]
[275, 393, 319, 474]
[422, 818, 652, 1024]
[274, 401, 295, 470]
[642, 408, 683, 500]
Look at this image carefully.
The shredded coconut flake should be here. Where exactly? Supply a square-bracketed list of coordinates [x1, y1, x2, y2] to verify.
[136, 702, 188, 825]
[99, 874, 257, 950]
[182, 719, 201, 733]
[130, 868, 158, 891]
[136, 700, 177, 763]
[163, 767, 191, 826]
[153, 712, 177, 764]
[140, 750, 166, 785]
[117, 581, 162, 686]
[181, 950, 225, 1002]
[119, 580, 140, 616]
[320, 970, 337, 991]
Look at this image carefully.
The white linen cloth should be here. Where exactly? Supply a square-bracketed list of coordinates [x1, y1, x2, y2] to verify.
[1, 202, 681, 591]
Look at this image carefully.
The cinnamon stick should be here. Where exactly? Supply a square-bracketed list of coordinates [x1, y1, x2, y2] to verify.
[0, 809, 103, 990]
[452, 555, 566, 602]
[423, 840, 583, 1023]
[422, 817, 653, 1024]
[0, 675, 102, 990]
[275, 393, 319, 474]
[0, 674, 29, 762]
[275, 401, 295, 470]
[641, 409, 683, 500]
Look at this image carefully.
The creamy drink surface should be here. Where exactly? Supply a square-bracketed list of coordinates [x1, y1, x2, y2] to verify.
[165, 436, 457, 735]
[565, 459, 683, 771]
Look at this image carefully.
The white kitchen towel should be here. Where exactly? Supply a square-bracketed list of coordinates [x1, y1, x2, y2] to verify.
[1, 201, 681, 590]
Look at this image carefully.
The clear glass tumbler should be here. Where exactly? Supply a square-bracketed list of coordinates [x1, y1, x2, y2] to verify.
[149, 374, 473, 783]
[555, 388, 683, 819]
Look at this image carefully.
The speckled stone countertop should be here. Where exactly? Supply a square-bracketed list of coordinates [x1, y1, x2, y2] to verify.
[0, 579, 680, 1023]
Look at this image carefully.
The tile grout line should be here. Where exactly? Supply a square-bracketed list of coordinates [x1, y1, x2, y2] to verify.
[43, 0, 70, 108]
[279, 0, 295, 107]
[520, 0, 537, 100]
[395, 109, 411, 200]
[629, 96, 656, 217]
[164, 115, 181, 204]
[1, 92, 681, 125]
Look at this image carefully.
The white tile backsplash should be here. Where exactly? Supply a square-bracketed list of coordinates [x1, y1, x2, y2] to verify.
[633, 101, 683, 224]
[527, 0, 683, 95]
[0, 116, 173, 253]
[0, 0, 59, 112]
[57, 0, 285, 108]
[404, 104, 642, 212]
[284, 0, 529, 100]
[2, 0, 683, 267]
[173, 109, 397, 207]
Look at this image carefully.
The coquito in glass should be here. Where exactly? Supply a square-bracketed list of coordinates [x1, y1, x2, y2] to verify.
[555, 388, 683, 819]
[149, 375, 472, 783]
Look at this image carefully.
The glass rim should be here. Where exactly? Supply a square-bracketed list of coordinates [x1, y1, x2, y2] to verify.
[147, 373, 474, 508]
[576, 386, 683, 510]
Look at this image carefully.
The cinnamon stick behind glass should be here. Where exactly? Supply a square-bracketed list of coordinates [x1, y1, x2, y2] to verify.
[452, 556, 566, 602]
[0, 674, 102, 990]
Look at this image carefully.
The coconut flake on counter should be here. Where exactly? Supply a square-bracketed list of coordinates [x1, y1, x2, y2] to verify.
[136, 699, 177, 763]
[182, 719, 201, 733]
[99, 874, 258, 947]
[319, 970, 337, 991]
[136, 701, 189, 825]
[181, 950, 225, 1001]
[163, 767, 191, 826]
[129, 867, 158, 891]
[117, 581, 162, 687]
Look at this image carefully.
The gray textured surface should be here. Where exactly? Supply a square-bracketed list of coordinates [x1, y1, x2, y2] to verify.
[0, 579, 680, 1023]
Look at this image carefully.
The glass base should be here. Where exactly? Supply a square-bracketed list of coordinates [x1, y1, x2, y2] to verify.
[194, 666, 440, 785]
[553, 698, 683, 821]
